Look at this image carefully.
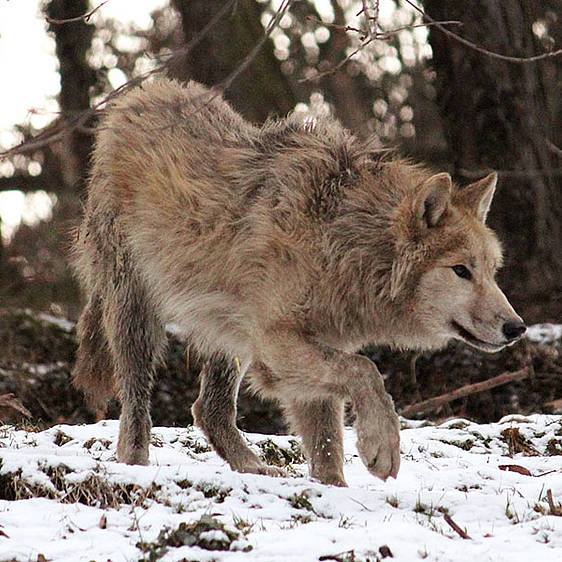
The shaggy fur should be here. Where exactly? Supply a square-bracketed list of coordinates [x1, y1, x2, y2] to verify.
[72, 78, 525, 485]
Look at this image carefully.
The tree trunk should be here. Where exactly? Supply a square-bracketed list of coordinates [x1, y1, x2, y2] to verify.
[46, 0, 96, 190]
[314, 0, 377, 135]
[424, 0, 561, 322]
[170, 0, 297, 122]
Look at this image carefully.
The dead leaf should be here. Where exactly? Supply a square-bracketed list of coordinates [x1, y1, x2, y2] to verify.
[501, 427, 540, 457]
[99, 514, 107, 529]
[379, 544, 394, 558]
[499, 464, 532, 476]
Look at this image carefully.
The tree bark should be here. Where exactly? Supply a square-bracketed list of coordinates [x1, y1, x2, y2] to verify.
[46, 0, 96, 190]
[170, 0, 297, 122]
[424, 0, 561, 321]
[314, 0, 377, 135]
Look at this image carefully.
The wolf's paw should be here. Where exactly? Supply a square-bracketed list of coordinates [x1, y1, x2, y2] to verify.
[312, 471, 347, 487]
[257, 465, 288, 477]
[117, 445, 149, 466]
[229, 453, 287, 477]
[117, 415, 151, 465]
[355, 408, 400, 481]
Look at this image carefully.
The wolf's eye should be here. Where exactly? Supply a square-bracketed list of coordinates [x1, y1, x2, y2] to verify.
[452, 265, 472, 280]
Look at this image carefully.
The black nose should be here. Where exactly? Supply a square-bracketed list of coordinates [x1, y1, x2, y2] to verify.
[502, 320, 526, 341]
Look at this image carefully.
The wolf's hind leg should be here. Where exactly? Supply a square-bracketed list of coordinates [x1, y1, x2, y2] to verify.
[283, 397, 346, 486]
[102, 272, 166, 466]
[192, 355, 284, 476]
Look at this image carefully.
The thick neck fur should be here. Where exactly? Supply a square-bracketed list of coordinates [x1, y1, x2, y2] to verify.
[240, 117, 437, 350]
[317, 160, 434, 349]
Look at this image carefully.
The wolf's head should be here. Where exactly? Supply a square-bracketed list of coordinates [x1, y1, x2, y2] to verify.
[391, 171, 525, 352]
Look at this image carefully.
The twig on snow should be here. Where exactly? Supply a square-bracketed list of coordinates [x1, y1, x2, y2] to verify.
[444, 513, 471, 539]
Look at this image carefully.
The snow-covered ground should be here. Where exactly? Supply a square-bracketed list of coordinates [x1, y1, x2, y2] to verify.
[0, 415, 561, 561]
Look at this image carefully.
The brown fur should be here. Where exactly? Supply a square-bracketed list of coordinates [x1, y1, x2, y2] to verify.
[72, 78, 524, 485]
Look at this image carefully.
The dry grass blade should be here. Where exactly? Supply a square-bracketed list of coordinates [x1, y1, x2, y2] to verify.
[546, 489, 562, 516]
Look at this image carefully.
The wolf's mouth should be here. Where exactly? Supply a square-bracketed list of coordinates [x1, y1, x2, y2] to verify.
[451, 321, 505, 352]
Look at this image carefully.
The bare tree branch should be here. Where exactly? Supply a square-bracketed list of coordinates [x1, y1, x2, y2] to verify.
[305, 15, 461, 39]
[0, 0, 290, 161]
[300, 19, 461, 83]
[307, 0, 560, 83]
[215, 0, 295, 94]
[403, 0, 562, 63]
[3, 0, 559, 163]
[358, 0, 379, 41]
[45, 0, 109, 25]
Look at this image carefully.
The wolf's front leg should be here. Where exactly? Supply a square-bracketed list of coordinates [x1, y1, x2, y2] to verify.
[283, 396, 347, 486]
[349, 356, 400, 480]
[259, 329, 400, 481]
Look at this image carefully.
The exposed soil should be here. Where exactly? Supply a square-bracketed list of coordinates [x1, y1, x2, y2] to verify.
[0, 308, 560, 433]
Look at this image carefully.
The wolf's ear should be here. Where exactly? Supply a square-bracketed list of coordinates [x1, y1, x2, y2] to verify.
[457, 172, 497, 223]
[412, 172, 452, 229]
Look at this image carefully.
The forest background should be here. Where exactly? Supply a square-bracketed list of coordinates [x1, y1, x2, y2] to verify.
[0, 0, 560, 429]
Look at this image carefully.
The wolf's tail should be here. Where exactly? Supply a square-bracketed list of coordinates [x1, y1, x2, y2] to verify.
[73, 293, 115, 412]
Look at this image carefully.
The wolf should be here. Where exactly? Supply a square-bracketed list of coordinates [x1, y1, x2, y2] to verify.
[72, 78, 526, 486]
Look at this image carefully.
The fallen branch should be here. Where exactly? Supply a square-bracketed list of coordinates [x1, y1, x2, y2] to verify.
[400, 368, 529, 418]
[499, 464, 532, 476]
[319, 551, 355, 562]
[443, 513, 471, 539]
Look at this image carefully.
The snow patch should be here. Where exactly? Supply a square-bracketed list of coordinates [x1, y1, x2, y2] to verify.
[0, 416, 561, 561]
